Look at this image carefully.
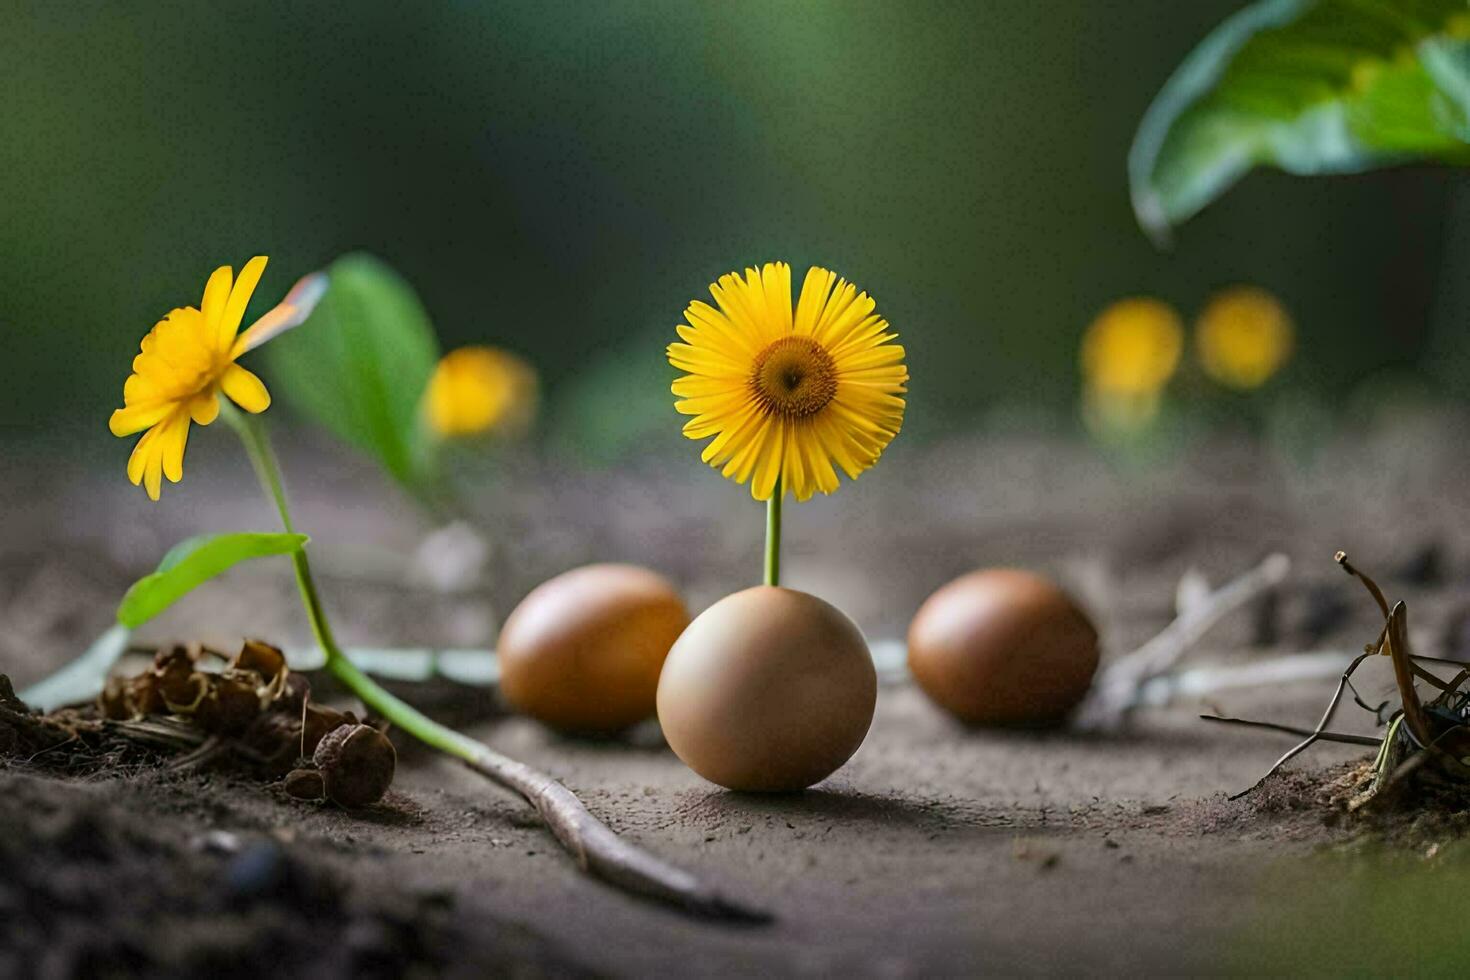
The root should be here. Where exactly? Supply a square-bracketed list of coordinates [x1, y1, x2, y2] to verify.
[459, 745, 769, 922]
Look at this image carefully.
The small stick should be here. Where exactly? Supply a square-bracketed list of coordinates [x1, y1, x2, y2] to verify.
[1199, 713, 1381, 746]
[1226, 648, 1379, 799]
[459, 746, 769, 922]
[1134, 650, 1359, 708]
[1075, 553, 1291, 730]
[167, 734, 229, 771]
[1227, 553, 1457, 800]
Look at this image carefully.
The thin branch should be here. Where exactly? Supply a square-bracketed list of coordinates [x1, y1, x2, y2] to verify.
[1133, 650, 1357, 709]
[1199, 713, 1381, 746]
[1075, 553, 1291, 730]
[460, 745, 769, 922]
[1227, 649, 1377, 799]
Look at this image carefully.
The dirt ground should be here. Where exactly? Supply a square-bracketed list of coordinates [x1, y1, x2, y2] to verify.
[7, 415, 1470, 976]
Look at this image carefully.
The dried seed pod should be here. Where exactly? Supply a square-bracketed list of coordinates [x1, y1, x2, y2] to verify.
[126, 674, 163, 717]
[244, 711, 304, 777]
[282, 768, 326, 800]
[313, 724, 396, 808]
[301, 702, 350, 757]
[198, 671, 265, 734]
[233, 639, 286, 679]
[152, 645, 197, 675]
[160, 672, 210, 714]
[233, 640, 290, 702]
[149, 646, 207, 714]
[98, 677, 132, 719]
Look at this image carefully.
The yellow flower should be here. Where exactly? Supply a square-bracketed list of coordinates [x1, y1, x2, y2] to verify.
[1080, 297, 1184, 396]
[1195, 285, 1293, 390]
[110, 256, 324, 500]
[425, 345, 539, 438]
[668, 262, 907, 502]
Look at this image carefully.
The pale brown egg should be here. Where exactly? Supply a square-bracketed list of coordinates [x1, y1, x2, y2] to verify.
[657, 586, 876, 792]
[498, 564, 690, 734]
[907, 569, 1098, 726]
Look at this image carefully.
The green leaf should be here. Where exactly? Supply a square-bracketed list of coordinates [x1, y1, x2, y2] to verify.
[117, 532, 309, 628]
[265, 253, 441, 488]
[1130, 0, 1470, 245]
[18, 624, 133, 712]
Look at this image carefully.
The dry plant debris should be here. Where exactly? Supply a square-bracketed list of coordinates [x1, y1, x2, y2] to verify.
[2, 639, 395, 808]
[1207, 553, 1470, 815]
[1074, 552, 1292, 730]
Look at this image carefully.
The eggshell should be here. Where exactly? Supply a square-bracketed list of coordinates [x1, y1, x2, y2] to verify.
[907, 569, 1098, 725]
[498, 564, 689, 733]
[657, 586, 876, 792]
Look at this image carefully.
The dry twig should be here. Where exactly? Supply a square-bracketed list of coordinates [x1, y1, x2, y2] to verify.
[1074, 553, 1291, 730]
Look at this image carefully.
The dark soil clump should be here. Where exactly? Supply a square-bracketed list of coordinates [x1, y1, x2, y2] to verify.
[0, 771, 576, 978]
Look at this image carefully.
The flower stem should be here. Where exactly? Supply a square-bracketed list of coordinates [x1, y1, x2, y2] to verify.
[219, 404, 760, 919]
[764, 476, 782, 587]
[224, 404, 476, 761]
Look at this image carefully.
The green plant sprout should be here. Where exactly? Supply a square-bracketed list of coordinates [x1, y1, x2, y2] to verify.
[97, 255, 760, 920]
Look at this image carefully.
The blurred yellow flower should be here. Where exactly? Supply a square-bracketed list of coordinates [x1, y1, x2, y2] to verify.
[1195, 285, 1294, 390]
[109, 257, 324, 500]
[668, 262, 907, 502]
[425, 345, 539, 438]
[1080, 297, 1184, 396]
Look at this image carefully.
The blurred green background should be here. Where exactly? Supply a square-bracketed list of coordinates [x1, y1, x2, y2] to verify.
[2, 0, 1464, 459]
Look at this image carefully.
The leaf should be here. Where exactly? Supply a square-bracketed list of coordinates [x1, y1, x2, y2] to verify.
[265, 253, 442, 488]
[117, 532, 309, 628]
[18, 624, 133, 712]
[1130, 0, 1470, 245]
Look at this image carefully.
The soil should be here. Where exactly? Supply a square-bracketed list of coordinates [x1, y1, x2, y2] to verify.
[8, 418, 1470, 976]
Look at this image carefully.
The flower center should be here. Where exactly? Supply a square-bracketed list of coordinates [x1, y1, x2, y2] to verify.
[749, 336, 838, 419]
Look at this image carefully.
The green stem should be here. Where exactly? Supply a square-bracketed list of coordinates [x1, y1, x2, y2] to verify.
[764, 475, 782, 587]
[223, 404, 477, 762]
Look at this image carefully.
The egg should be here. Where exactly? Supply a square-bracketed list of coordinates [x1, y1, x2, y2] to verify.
[657, 586, 876, 792]
[498, 564, 690, 733]
[907, 569, 1099, 725]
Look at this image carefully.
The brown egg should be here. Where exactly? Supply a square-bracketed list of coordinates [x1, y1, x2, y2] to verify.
[908, 569, 1099, 726]
[657, 586, 876, 792]
[499, 564, 690, 733]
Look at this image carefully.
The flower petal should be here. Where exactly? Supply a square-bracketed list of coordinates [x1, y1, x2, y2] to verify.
[794, 267, 836, 336]
[232, 271, 328, 357]
[161, 412, 190, 483]
[220, 364, 271, 413]
[145, 448, 164, 501]
[220, 255, 268, 350]
[190, 392, 220, 426]
[126, 426, 156, 486]
[201, 265, 234, 351]
[110, 402, 174, 437]
[749, 422, 784, 501]
[758, 262, 793, 337]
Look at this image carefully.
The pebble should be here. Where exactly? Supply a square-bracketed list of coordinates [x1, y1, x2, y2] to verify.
[224, 841, 288, 900]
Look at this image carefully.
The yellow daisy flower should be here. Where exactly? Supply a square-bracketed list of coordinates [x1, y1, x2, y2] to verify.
[668, 262, 907, 502]
[109, 256, 324, 500]
[425, 345, 539, 439]
[1195, 285, 1294, 390]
